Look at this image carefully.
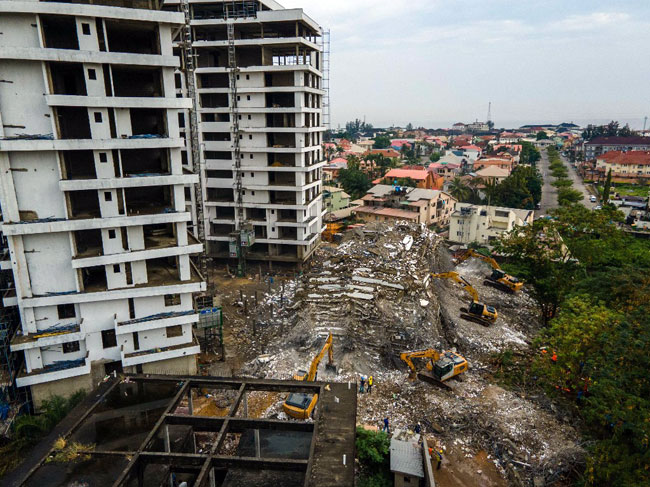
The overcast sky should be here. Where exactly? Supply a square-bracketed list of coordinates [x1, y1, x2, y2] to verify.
[279, 0, 650, 130]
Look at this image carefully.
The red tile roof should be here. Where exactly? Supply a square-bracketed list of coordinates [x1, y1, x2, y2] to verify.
[598, 151, 650, 165]
[384, 169, 429, 180]
[367, 149, 401, 158]
[461, 145, 481, 151]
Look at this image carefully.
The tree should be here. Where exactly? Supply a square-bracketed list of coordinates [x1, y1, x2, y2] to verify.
[520, 141, 541, 165]
[338, 167, 370, 200]
[602, 169, 612, 204]
[373, 135, 391, 149]
[405, 122, 413, 131]
[356, 427, 391, 487]
[536, 130, 549, 140]
[344, 119, 374, 141]
[557, 188, 584, 206]
[552, 178, 573, 188]
[429, 152, 441, 163]
[449, 176, 471, 202]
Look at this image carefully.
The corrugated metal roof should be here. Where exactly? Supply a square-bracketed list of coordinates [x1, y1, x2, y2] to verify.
[390, 439, 424, 478]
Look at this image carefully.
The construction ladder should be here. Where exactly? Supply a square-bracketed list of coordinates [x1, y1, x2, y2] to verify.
[227, 22, 246, 275]
[180, 0, 210, 289]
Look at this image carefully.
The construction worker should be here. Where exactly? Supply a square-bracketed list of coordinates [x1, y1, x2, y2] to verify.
[367, 375, 373, 394]
[383, 417, 390, 434]
[435, 449, 443, 470]
[359, 376, 365, 393]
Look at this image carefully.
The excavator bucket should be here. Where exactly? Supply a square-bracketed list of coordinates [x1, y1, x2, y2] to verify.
[325, 363, 337, 373]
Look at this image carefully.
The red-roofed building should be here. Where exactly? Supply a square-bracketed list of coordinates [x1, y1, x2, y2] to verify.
[391, 139, 413, 151]
[451, 136, 473, 148]
[428, 162, 461, 182]
[376, 168, 443, 190]
[474, 155, 515, 174]
[365, 149, 401, 159]
[595, 151, 650, 182]
[338, 139, 352, 151]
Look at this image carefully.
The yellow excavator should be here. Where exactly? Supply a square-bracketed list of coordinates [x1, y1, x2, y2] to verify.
[400, 348, 468, 390]
[454, 249, 523, 293]
[431, 272, 498, 326]
[283, 333, 336, 419]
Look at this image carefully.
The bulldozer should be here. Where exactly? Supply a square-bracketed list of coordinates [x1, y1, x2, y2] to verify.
[431, 272, 498, 326]
[283, 333, 336, 419]
[400, 348, 468, 390]
[454, 249, 523, 293]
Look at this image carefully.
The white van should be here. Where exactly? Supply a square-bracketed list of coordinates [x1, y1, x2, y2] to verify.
[590, 195, 597, 203]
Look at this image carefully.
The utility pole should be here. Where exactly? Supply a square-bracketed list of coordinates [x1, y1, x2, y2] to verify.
[644, 116, 648, 132]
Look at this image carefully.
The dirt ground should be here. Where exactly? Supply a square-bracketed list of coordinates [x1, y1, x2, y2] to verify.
[201, 224, 584, 486]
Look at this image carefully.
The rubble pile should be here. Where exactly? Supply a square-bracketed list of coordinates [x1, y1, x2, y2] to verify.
[245, 222, 447, 377]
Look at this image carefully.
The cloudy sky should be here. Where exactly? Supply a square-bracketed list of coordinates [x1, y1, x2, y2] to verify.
[279, 0, 650, 129]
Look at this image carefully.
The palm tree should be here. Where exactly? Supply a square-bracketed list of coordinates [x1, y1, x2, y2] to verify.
[449, 176, 471, 202]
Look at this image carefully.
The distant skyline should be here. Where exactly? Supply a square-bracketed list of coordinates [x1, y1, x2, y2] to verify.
[280, 0, 650, 130]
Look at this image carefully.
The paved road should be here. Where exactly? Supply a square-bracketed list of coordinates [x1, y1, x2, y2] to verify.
[537, 148, 558, 216]
[537, 149, 596, 217]
[560, 152, 597, 209]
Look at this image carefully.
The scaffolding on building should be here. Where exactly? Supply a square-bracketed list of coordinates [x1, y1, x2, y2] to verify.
[222, 0, 258, 19]
[321, 29, 331, 132]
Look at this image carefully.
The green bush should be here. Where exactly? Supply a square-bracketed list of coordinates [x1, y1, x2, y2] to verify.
[356, 427, 391, 486]
[552, 178, 573, 188]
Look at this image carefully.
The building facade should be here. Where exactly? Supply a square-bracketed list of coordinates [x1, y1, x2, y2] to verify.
[584, 136, 650, 161]
[595, 151, 650, 182]
[353, 185, 456, 227]
[166, 0, 326, 265]
[0, 0, 204, 406]
[449, 203, 533, 245]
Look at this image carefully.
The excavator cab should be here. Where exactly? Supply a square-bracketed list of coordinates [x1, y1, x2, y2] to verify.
[468, 302, 498, 323]
[432, 352, 469, 382]
[293, 370, 308, 381]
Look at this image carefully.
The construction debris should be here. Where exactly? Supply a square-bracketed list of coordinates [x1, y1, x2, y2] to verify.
[221, 223, 584, 486]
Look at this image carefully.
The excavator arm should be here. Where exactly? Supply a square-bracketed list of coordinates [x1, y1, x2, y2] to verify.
[306, 333, 334, 381]
[431, 272, 480, 302]
[399, 349, 442, 373]
[456, 249, 501, 270]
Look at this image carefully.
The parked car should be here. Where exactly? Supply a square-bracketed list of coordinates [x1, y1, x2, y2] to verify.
[590, 195, 597, 203]
[594, 205, 602, 210]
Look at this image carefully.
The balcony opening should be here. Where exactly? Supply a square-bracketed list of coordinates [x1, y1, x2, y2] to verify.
[269, 172, 297, 187]
[270, 244, 298, 258]
[74, 229, 103, 258]
[105, 19, 160, 55]
[200, 93, 228, 108]
[68, 190, 101, 219]
[268, 153, 296, 168]
[204, 151, 231, 160]
[277, 227, 298, 240]
[254, 225, 267, 238]
[211, 223, 235, 236]
[270, 191, 295, 205]
[267, 133, 296, 148]
[49, 62, 87, 96]
[277, 209, 297, 222]
[143, 223, 177, 250]
[198, 73, 229, 89]
[216, 207, 235, 220]
[270, 47, 312, 66]
[41, 15, 79, 50]
[56, 107, 91, 139]
[121, 148, 169, 176]
[236, 47, 262, 67]
[130, 108, 166, 137]
[196, 49, 223, 69]
[112, 66, 163, 97]
[265, 93, 294, 108]
[264, 72, 294, 87]
[206, 170, 233, 179]
[81, 265, 107, 293]
[206, 188, 232, 202]
[146, 257, 179, 285]
[125, 185, 172, 215]
[203, 132, 231, 142]
[248, 208, 265, 221]
[201, 113, 230, 123]
[266, 113, 295, 128]
[61, 151, 97, 180]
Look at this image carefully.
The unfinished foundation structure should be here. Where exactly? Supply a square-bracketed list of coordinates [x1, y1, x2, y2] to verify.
[166, 0, 326, 268]
[0, 0, 205, 407]
[9, 374, 357, 487]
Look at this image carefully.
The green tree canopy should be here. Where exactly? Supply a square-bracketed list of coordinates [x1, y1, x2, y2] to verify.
[373, 135, 391, 149]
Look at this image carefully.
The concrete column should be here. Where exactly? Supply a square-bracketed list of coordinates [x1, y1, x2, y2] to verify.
[209, 468, 216, 487]
[243, 392, 248, 417]
[164, 424, 171, 452]
[188, 389, 193, 415]
[254, 428, 261, 457]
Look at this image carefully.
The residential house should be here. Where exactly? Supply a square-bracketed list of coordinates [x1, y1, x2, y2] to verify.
[428, 162, 461, 182]
[323, 158, 348, 183]
[460, 144, 482, 160]
[467, 121, 490, 132]
[366, 148, 402, 160]
[323, 186, 351, 212]
[584, 136, 650, 161]
[353, 185, 456, 227]
[378, 168, 443, 190]
[449, 203, 534, 245]
[595, 151, 650, 183]
[452, 122, 467, 133]
[390, 438, 425, 487]
[474, 155, 515, 174]
[475, 166, 510, 184]
[391, 139, 413, 151]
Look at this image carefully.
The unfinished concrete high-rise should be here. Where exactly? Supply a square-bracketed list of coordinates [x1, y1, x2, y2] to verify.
[165, 0, 326, 268]
[0, 0, 205, 407]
